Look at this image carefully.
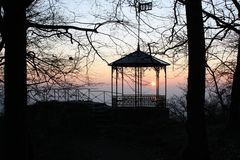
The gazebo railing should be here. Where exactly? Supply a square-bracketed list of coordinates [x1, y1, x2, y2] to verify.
[27, 88, 112, 106]
[112, 94, 165, 107]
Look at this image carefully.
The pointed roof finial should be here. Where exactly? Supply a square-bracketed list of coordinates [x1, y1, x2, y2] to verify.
[136, 1, 152, 53]
[137, 42, 140, 51]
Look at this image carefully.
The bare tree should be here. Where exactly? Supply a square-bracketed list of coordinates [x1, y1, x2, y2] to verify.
[181, 0, 210, 159]
[195, 0, 240, 131]
[1, 1, 128, 159]
[2, 1, 29, 160]
[171, 0, 240, 132]
[227, 37, 240, 132]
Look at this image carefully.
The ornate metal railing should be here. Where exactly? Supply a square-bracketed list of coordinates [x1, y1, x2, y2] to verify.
[27, 88, 112, 106]
[112, 94, 166, 107]
[27, 88, 166, 108]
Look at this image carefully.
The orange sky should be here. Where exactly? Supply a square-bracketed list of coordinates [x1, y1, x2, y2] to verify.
[86, 55, 187, 97]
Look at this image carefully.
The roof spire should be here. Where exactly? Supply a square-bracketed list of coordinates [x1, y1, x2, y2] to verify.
[137, 1, 140, 52]
[136, 1, 152, 52]
[137, 42, 140, 51]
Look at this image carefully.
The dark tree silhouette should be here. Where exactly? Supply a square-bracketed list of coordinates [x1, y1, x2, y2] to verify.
[174, 0, 240, 134]
[2, 0, 31, 160]
[200, 0, 240, 132]
[182, 0, 210, 159]
[227, 37, 240, 132]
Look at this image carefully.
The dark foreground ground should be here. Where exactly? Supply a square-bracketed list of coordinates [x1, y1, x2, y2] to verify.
[1, 101, 240, 160]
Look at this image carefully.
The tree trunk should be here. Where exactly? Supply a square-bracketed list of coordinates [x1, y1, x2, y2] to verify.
[206, 64, 227, 114]
[3, 1, 28, 160]
[182, 0, 210, 159]
[227, 38, 240, 132]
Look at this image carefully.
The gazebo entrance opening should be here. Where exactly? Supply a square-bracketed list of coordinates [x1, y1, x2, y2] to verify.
[109, 49, 170, 108]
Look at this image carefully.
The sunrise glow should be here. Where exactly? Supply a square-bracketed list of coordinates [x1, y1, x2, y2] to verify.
[150, 81, 156, 86]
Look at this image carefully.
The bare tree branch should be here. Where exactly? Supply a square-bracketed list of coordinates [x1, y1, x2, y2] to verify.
[86, 31, 109, 65]
[232, 0, 240, 16]
[28, 22, 98, 33]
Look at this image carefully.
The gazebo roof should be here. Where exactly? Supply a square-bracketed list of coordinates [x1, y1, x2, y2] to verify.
[109, 49, 170, 67]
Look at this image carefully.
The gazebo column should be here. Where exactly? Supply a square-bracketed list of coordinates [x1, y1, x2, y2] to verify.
[137, 67, 140, 106]
[155, 67, 160, 97]
[116, 67, 119, 107]
[135, 67, 137, 107]
[111, 67, 119, 107]
[140, 67, 143, 106]
[121, 67, 124, 97]
[111, 67, 114, 106]
[164, 66, 167, 108]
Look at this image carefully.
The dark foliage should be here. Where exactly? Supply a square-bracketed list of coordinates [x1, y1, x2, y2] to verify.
[0, 102, 238, 160]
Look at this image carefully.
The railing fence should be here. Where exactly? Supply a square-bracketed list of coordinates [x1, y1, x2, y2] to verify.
[27, 88, 112, 106]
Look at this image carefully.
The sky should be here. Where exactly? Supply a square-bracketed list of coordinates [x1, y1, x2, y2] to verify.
[55, 0, 187, 97]
[0, 0, 187, 112]
[86, 54, 187, 98]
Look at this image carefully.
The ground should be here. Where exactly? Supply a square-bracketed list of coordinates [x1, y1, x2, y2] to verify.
[1, 101, 240, 160]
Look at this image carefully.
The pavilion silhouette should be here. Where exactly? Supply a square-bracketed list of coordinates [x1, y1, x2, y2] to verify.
[109, 47, 170, 108]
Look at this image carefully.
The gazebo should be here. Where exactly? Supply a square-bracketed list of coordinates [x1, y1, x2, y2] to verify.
[109, 48, 170, 108]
